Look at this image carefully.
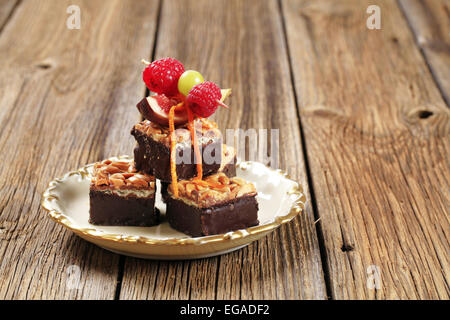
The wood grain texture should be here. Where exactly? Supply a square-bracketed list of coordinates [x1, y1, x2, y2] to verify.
[282, 0, 449, 299]
[0, 0, 159, 299]
[119, 0, 327, 300]
[0, 0, 19, 32]
[398, 0, 450, 105]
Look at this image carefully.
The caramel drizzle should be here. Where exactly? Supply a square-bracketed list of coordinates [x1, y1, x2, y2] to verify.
[169, 104, 179, 198]
[169, 102, 222, 197]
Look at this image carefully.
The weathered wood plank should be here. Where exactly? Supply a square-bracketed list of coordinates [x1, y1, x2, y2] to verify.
[119, 0, 327, 300]
[0, 0, 159, 299]
[398, 0, 450, 105]
[0, 0, 19, 32]
[282, 0, 449, 299]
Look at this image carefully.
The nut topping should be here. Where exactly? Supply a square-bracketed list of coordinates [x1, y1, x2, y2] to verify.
[133, 118, 221, 146]
[185, 183, 196, 197]
[91, 159, 155, 190]
[168, 173, 256, 208]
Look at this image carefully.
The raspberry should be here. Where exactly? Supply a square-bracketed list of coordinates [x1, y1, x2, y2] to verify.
[187, 81, 222, 118]
[143, 58, 184, 96]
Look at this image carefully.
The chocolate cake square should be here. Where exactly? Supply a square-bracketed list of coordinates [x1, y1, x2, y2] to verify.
[89, 159, 158, 226]
[166, 173, 259, 237]
[131, 118, 222, 182]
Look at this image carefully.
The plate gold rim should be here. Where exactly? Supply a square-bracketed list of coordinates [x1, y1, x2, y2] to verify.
[41, 155, 305, 246]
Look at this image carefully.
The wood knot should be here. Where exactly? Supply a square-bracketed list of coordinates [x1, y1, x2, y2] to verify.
[341, 244, 354, 252]
[36, 62, 52, 69]
[302, 105, 342, 119]
[417, 110, 433, 119]
[405, 107, 441, 124]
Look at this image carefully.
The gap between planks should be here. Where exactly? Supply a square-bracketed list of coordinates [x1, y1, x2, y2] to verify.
[397, 0, 450, 107]
[277, 0, 333, 300]
[112, 0, 163, 300]
[0, 0, 22, 34]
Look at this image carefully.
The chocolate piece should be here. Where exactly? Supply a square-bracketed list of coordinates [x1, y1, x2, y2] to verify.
[131, 119, 222, 182]
[89, 190, 158, 226]
[165, 173, 259, 236]
[89, 159, 158, 226]
[166, 195, 259, 237]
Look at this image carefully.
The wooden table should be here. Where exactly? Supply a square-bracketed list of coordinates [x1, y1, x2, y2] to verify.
[0, 0, 448, 300]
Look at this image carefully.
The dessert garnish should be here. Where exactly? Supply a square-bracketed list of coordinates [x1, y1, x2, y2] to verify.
[142, 57, 185, 97]
[137, 94, 188, 126]
[187, 81, 227, 118]
[141, 58, 232, 197]
[187, 107, 202, 182]
[168, 103, 179, 197]
[178, 70, 204, 96]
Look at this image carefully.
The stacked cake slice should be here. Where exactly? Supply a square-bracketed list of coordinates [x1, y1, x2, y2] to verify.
[88, 58, 259, 236]
[131, 118, 223, 181]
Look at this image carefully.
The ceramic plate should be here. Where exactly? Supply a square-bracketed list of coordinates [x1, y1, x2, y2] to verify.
[41, 156, 305, 260]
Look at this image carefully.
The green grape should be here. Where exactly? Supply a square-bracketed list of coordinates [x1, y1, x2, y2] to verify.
[178, 70, 204, 96]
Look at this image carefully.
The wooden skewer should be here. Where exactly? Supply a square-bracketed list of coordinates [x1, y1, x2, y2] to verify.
[216, 100, 229, 108]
